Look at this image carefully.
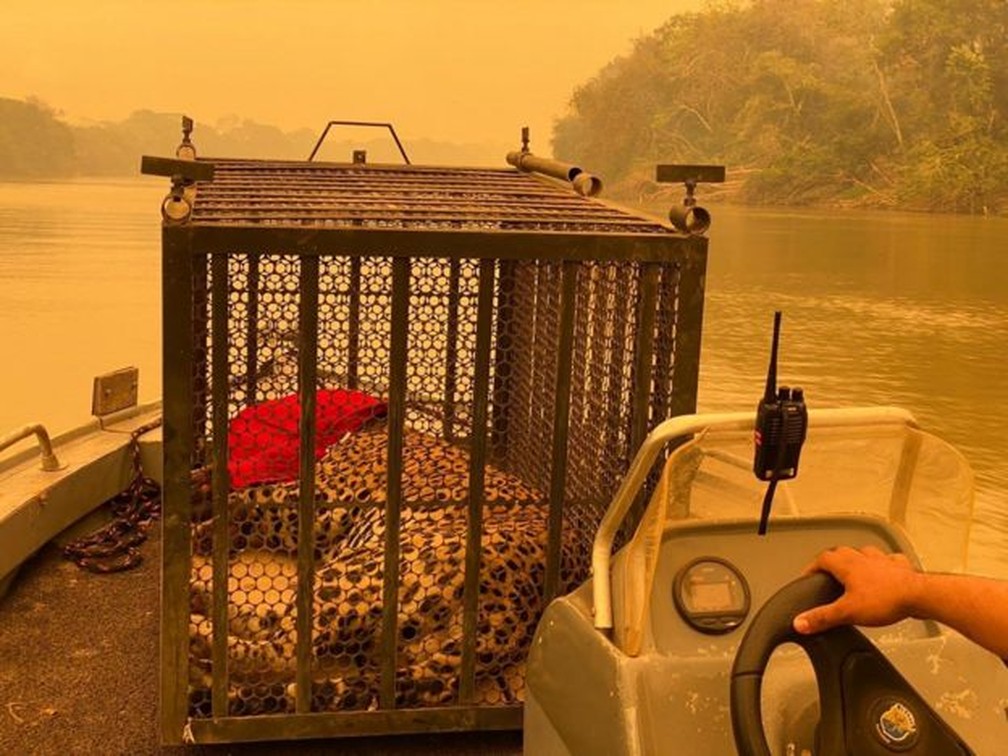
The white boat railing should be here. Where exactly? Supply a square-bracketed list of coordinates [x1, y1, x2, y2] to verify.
[0, 423, 64, 472]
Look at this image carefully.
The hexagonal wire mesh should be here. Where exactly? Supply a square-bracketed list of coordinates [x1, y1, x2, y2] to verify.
[161, 158, 705, 742]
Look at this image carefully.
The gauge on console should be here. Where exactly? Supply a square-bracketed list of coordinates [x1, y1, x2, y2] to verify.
[673, 557, 750, 635]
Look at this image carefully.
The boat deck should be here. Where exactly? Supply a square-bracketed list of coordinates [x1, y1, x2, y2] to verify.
[0, 522, 522, 755]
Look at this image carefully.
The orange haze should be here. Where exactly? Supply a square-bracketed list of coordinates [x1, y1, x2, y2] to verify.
[2, 0, 694, 149]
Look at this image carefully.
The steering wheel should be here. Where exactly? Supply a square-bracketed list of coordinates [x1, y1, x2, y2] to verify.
[729, 573, 974, 755]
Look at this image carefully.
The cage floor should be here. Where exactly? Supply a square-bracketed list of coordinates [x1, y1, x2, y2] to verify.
[0, 512, 521, 755]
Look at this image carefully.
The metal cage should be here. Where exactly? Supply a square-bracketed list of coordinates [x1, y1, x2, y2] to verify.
[156, 153, 707, 744]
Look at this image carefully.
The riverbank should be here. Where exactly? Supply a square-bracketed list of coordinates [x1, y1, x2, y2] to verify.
[612, 168, 1008, 218]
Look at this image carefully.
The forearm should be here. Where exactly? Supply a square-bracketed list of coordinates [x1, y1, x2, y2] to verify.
[908, 572, 1008, 660]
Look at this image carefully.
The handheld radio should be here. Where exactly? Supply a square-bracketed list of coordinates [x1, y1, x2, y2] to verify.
[753, 311, 808, 534]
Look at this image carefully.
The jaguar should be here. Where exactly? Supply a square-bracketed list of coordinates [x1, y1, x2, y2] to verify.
[187, 422, 592, 717]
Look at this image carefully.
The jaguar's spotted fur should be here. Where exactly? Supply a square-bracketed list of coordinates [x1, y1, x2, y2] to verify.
[188, 423, 589, 716]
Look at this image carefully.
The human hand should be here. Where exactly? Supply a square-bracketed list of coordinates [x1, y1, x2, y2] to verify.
[792, 545, 922, 635]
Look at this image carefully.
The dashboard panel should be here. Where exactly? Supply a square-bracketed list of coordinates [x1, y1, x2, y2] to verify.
[649, 515, 929, 654]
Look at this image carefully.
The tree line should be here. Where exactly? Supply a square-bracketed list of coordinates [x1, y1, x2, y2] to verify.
[552, 0, 1008, 214]
[0, 99, 509, 179]
[0, 99, 316, 178]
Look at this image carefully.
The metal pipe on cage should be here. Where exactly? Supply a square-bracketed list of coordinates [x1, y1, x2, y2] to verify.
[544, 261, 579, 603]
[459, 258, 497, 704]
[245, 252, 261, 407]
[380, 256, 411, 709]
[443, 259, 462, 442]
[295, 255, 320, 714]
[210, 252, 231, 718]
[160, 226, 197, 744]
[506, 152, 603, 197]
[347, 257, 362, 391]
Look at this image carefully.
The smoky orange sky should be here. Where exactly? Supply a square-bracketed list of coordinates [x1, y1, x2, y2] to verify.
[2, 0, 695, 149]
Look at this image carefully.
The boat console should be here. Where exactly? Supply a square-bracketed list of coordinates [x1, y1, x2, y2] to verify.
[524, 408, 1008, 755]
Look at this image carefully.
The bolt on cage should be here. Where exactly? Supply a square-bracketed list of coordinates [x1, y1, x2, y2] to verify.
[153, 144, 707, 745]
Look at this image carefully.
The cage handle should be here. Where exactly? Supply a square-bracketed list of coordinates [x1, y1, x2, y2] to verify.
[308, 120, 411, 164]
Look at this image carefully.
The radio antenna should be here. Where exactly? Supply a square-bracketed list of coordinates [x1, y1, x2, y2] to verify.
[752, 310, 808, 536]
[763, 311, 781, 403]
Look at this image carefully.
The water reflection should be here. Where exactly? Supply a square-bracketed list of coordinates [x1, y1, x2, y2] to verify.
[0, 179, 163, 435]
[0, 182, 1004, 574]
[683, 205, 1008, 574]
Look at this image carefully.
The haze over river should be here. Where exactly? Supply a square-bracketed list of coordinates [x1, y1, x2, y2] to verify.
[1, 178, 1005, 575]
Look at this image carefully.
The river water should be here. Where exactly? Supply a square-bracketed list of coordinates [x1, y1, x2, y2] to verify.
[1, 179, 1005, 574]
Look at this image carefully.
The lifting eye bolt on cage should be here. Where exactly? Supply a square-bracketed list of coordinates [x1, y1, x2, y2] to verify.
[144, 118, 711, 745]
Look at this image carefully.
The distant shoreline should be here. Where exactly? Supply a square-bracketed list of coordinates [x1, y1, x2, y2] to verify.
[0, 97, 512, 181]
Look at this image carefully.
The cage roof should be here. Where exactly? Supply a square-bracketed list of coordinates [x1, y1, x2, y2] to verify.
[187, 158, 675, 235]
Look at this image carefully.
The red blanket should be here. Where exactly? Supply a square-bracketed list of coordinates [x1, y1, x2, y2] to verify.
[227, 388, 386, 488]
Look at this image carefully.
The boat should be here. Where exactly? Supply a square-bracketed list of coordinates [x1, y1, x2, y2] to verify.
[5, 404, 1005, 753]
[524, 405, 1008, 754]
[2, 119, 1004, 754]
[525, 315, 1008, 753]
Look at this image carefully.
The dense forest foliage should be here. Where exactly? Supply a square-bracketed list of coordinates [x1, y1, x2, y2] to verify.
[553, 0, 1008, 214]
[5, 0, 1005, 212]
[0, 99, 505, 178]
